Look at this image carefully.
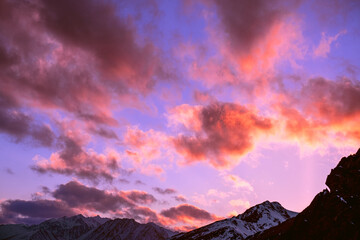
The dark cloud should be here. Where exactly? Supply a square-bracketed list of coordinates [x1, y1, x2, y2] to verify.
[119, 178, 130, 184]
[153, 187, 177, 195]
[38, 0, 167, 93]
[125, 191, 157, 205]
[213, 0, 295, 56]
[0, 0, 173, 136]
[52, 181, 134, 213]
[172, 102, 273, 168]
[0, 92, 56, 147]
[0, 199, 76, 224]
[135, 180, 146, 185]
[174, 195, 187, 202]
[89, 127, 119, 140]
[300, 77, 360, 121]
[118, 206, 160, 224]
[160, 204, 216, 222]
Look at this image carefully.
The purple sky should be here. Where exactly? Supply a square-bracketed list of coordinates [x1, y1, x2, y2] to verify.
[0, 0, 359, 231]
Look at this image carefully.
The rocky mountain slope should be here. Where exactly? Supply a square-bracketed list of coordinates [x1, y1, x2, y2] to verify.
[80, 218, 176, 240]
[246, 148, 360, 240]
[0, 214, 175, 240]
[171, 201, 297, 240]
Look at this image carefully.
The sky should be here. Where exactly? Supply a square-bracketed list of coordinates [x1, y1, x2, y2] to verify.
[0, 0, 360, 231]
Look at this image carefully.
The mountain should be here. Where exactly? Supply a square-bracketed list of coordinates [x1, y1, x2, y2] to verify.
[246, 148, 360, 240]
[0, 214, 176, 240]
[80, 218, 176, 240]
[171, 201, 297, 240]
[0, 214, 109, 240]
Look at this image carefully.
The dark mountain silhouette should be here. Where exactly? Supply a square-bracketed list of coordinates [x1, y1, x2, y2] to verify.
[246, 148, 360, 240]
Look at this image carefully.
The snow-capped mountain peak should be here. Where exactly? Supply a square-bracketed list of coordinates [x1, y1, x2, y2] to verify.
[171, 201, 297, 240]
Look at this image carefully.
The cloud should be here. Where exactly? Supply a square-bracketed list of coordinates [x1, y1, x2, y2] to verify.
[193, 90, 216, 104]
[207, 189, 229, 199]
[52, 181, 135, 212]
[117, 206, 160, 224]
[276, 77, 360, 144]
[213, 0, 291, 57]
[174, 195, 187, 202]
[0, 0, 173, 135]
[119, 178, 130, 184]
[0, 92, 56, 147]
[125, 190, 157, 205]
[171, 102, 273, 168]
[229, 199, 251, 209]
[124, 127, 171, 176]
[314, 30, 346, 57]
[300, 77, 360, 121]
[88, 126, 119, 140]
[153, 187, 177, 195]
[224, 174, 254, 191]
[160, 204, 218, 224]
[135, 180, 146, 185]
[0, 199, 76, 224]
[186, 0, 305, 93]
[32, 136, 125, 184]
[39, 0, 168, 93]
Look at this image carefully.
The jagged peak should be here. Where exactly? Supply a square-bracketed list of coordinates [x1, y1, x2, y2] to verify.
[239, 201, 293, 223]
[325, 148, 360, 196]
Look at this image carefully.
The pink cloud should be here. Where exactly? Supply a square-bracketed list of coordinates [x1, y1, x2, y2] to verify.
[314, 30, 346, 57]
[171, 102, 273, 168]
[223, 174, 254, 191]
[160, 204, 219, 225]
[32, 135, 125, 184]
[229, 199, 251, 209]
[123, 127, 172, 176]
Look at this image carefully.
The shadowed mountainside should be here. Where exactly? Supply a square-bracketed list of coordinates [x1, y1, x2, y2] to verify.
[246, 148, 360, 240]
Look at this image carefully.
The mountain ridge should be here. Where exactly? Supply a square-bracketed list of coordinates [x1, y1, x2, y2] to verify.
[245, 148, 360, 240]
[170, 200, 297, 240]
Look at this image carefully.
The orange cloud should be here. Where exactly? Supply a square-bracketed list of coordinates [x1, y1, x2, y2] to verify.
[274, 77, 360, 146]
[171, 102, 273, 169]
[160, 204, 219, 226]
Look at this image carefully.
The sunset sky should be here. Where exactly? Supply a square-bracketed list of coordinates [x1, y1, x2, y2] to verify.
[0, 0, 360, 231]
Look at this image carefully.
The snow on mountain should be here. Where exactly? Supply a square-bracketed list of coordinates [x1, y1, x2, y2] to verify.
[0, 215, 176, 240]
[0, 214, 110, 240]
[80, 218, 176, 240]
[171, 201, 297, 240]
[246, 148, 360, 240]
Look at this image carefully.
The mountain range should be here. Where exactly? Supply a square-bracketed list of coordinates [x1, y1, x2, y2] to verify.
[1, 148, 359, 240]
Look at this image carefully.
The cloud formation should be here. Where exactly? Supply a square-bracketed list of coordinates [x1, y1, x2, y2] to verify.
[0, 199, 76, 224]
[224, 174, 254, 191]
[153, 187, 177, 195]
[52, 181, 159, 214]
[277, 77, 360, 144]
[314, 30, 346, 57]
[160, 204, 218, 224]
[171, 102, 273, 168]
[0, 92, 56, 147]
[213, 0, 290, 57]
[32, 136, 124, 184]
[0, 0, 171, 131]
